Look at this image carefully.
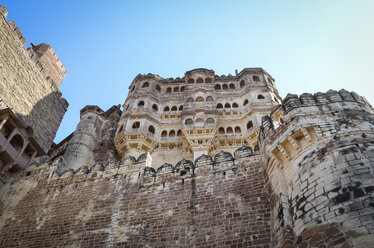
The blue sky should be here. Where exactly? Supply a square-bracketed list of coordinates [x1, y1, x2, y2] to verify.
[3, 0, 374, 143]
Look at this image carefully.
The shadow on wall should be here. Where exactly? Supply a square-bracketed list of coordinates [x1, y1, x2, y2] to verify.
[14, 92, 68, 154]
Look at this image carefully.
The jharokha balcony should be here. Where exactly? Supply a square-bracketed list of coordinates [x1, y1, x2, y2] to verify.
[0, 109, 44, 182]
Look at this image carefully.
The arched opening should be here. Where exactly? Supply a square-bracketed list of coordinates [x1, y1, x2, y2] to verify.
[156, 85, 161, 92]
[152, 104, 158, 111]
[253, 75, 260, 81]
[217, 103, 223, 109]
[229, 83, 235, 89]
[226, 127, 233, 134]
[247, 121, 253, 129]
[196, 96, 204, 102]
[179, 106, 183, 111]
[166, 87, 172, 93]
[225, 103, 231, 108]
[142, 82, 149, 88]
[205, 77, 212, 83]
[187, 97, 194, 103]
[240, 80, 245, 88]
[258, 94, 265, 99]
[164, 106, 170, 111]
[196, 78, 203, 84]
[206, 96, 213, 102]
[171, 106, 177, 111]
[223, 84, 228, 90]
[148, 125, 155, 134]
[174, 86, 179, 92]
[161, 130, 167, 137]
[9, 134, 24, 152]
[206, 118, 214, 124]
[215, 84, 221, 90]
[243, 99, 249, 106]
[188, 78, 194, 84]
[138, 101, 144, 107]
[235, 126, 241, 133]
[132, 122, 140, 129]
[169, 130, 175, 137]
[196, 118, 204, 123]
[180, 86, 185, 92]
[130, 86, 135, 92]
[177, 130, 182, 136]
[185, 119, 193, 125]
[218, 127, 225, 134]
[232, 102, 239, 108]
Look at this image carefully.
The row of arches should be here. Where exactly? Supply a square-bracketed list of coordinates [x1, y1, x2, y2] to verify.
[185, 117, 215, 125]
[131, 82, 186, 94]
[187, 77, 213, 84]
[161, 129, 182, 138]
[216, 95, 265, 109]
[186, 96, 214, 103]
[217, 121, 253, 135]
[136, 101, 183, 113]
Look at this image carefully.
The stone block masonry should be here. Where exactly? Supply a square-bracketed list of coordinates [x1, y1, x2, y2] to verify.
[0, 5, 68, 153]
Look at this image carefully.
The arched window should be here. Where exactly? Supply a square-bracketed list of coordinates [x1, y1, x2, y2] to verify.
[148, 125, 155, 134]
[205, 77, 212, 83]
[164, 106, 170, 111]
[240, 80, 245, 88]
[235, 126, 241, 133]
[225, 103, 231, 108]
[132, 122, 140, 129]
[247, 121, 253, 129]
[188, 78, 194, 84]
[187, 97, 194, 103]
[206, 96, 213, 102]
[10, 134, 24, 152]
[253, 75, 260, 81]
[142, 82, 149, 88]
[258, 94, 265, 99]
[174, 86, 179, 92]
[219, 127, 225, 134]
[229, 83, 235, 89]
[180, 86, 185, 92]
[185, 119, 193, 125]
[243, 99, 249, 106]
[177, 130, 182, 136]
[138, 101, 144, 107]
[166, 87, 172, 93]
[232, 102, 239, 108]
[130, 86, 135, 92]
[227, 127, 233, 134]
[171, 106, 177, 111]
[156, 85, 161, 92]
[161, 130, 167, 137]
[179, 106, 183, 111]
[152, 104, 158, 111]
[206, 118, 214, 124]
[196, 96, 204, 102]
[197, 78, 203, 84]
[215, 84, 221, 90]
[196, 118, 204, 123]
[217, 103, 223, 109]
[223, 84, 228, 89]
[169, 130, 175, 137]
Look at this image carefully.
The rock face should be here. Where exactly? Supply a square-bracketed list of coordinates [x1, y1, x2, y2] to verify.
[1, 4, 374, 248]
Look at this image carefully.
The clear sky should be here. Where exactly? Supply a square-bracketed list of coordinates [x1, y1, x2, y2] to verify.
[3, 0, 374, 143]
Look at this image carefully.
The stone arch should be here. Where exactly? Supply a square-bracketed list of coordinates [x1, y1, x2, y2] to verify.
[173, 86, 179, 92]
[225, 103, 231, 108]
[161, 130, 167, 137]
[180, 86, 185, 92]
[177, 130, 182, 136]
[217, 103, 223, 109]
[235, 126, 241, 133]
[179, 105, 183, 111]
[258, 94, 265, 99]
[152, 104, 158, 111]
[148, 125, 155, 134]
[219, 127, 225, 134]
[142, 81, 149, 88]
[169, 130, 175, 137]
[187, 97, 194, 103]
[240, 80, 245, 88]
[205, 77, 212, 83]
[222, 84, 228, 90]
[247, 121, 253, 129]
[215, 84, 221, 90]
[156, 85, 161, 92]
[196, 118, 204, 123]
[130, 86, 135, 92]
[206, 96, 213, 102]
[232, 102, 239, 108]
[227, 126, 233, 134]
[138, 101, 144, 107]
[229, 83, 235, 89]
[132, 121, 140, 129]
[206, 118, 214, 124]
[185, 118, 193, 125]
[188, 78, 194, 84]
[243, 99, 249, 106]
[171, 106, 177, 111]
[166, 87, 172, 93]
[253, 75, 260, 81]
[164, 106, 170, 111]
[196, 78, 203, 84]
[196, 96, 204, 102]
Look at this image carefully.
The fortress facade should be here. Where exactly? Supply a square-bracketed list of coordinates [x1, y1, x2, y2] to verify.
[0, 5, 374, 248]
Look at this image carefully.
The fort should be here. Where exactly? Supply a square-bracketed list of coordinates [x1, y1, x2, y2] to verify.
[0, 5, 374, 248]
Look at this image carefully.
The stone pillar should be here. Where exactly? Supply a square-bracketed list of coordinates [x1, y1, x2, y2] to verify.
[62, 106, 104, 171]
